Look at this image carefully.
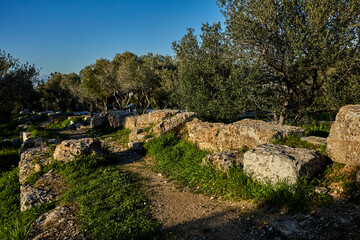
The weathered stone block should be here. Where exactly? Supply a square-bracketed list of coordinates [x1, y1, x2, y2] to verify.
[53, 138, 102, 162]
[243, 144, 325, 184]
[327, 105, 360, 166]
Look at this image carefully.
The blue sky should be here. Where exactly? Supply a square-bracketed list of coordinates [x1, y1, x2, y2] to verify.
[0, 0, 224, 75]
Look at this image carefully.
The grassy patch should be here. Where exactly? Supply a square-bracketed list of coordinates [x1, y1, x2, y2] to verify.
[97, 127, 131, 148]
[0, 168, 56, 240]
[301, 121, 331, 138]
[46, 117, 84, 130]
[272, 133, 319, 150]
[145, 134, 325, 210]
[0, 148, 19, 174]
[59, 154, 159, 239]
[0, 119, 21, 139]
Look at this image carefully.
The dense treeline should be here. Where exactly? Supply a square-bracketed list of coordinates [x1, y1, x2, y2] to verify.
[1, 0, 359, 123]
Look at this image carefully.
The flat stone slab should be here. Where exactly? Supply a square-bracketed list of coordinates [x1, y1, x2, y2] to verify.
[243, 144, 325, 184]
[300, 136, 327, 146]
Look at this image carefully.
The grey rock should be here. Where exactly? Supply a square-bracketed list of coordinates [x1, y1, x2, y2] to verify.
[53, 138, 103, 162]
[108, 110, 133, 128]
[128, 141, 144, 151]
[243, 144, 325, 184]
[27, 206, 85, 240]
[327, 104, 360, 166]
[202, 151, 244, 171]
[300, 136, 327, 146]
[153, 112, 197, 134]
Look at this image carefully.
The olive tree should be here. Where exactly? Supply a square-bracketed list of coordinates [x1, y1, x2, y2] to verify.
[218, 0, 360, 124]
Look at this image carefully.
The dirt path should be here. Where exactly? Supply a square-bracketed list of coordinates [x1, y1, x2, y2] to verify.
[124, 157, 258, 240]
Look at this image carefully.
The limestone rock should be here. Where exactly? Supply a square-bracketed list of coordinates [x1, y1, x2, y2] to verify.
[217, 119, 304, 151]
[27, 206, 85, 240]
[187, 118, 224, 151]
[327, 105, 360, 166]
[187, 118, 304, 151]
[124, 110, 180, 130]
[300, 136, 327, 146]
[90, 112, 109, 128]
[243, 144, 325, 184]
[128, 141, 144, 151]
[53, 138, 102, 162]
[21, 131, 32, 142]
[152, 112, 197, 134]
[20, 172, 64, 211]
[108, 110, 133, 128]
[129, 128, 146, 142]
[19, 138, 50, 184]
[202, 151, 244, 171]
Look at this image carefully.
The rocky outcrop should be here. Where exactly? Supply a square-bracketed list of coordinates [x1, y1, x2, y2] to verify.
[327, 105, 360, 166]
[53, 138, 103, 162]
[187, 119, 304, 151]
[19, 138, 51, 184]
[300, 136, 327, 146]
[243, 144, 325, 184]
[20, 171, 65, 212]
[124, 110, 180, 130]
[27, 206, 85, 240]
[108, 110, 133, 128]
[202, 151, 244, 171]
[153, 112, 197, 134]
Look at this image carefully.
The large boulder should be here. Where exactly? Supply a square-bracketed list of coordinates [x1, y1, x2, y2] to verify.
[243, 144, 325, 184]
[27, 206, 85, 240]
[108, 110, 133, 128]
[327, 105, 360, 166]
[152, 112, 197, 134]
[124, 110, 180, 130]
[187, 118, 225, 151]
[53, 138, 102, 162]
[19, 138, 51, 184]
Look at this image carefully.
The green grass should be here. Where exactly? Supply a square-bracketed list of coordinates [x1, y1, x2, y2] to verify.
[145, 134, 326, 210]
[97, 127, 131, 149]
[301, 121, 331, 138]
[0, 148, 19, 174]
[59, 154, 159, 239]
[0, 119, 21, 139]
[46, 117, 84, 130]
[0, 168, 56, 240]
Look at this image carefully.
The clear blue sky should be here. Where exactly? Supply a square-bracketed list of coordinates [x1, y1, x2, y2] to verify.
[0, 0, 224, 75]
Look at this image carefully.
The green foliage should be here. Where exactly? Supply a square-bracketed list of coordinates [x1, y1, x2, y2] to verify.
[218, 0, 360, 123]
[145, 134, 325, 210]
[272, 133, 318, 151]
[0, 50, 39, 119]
